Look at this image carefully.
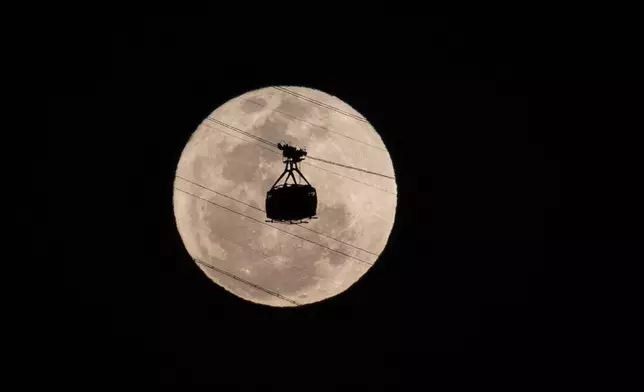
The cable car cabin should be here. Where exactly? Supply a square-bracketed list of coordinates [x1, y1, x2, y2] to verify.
[266, 184, 317, 222]
[265, 142, 318, 223]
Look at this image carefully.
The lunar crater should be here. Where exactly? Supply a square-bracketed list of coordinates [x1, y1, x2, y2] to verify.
[240, 97, 267, 114]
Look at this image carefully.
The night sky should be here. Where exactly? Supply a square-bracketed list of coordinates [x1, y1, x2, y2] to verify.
[45, 12, 640, 389]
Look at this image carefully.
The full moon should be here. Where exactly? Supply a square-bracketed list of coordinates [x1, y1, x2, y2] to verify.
[173, 86, 397, 306]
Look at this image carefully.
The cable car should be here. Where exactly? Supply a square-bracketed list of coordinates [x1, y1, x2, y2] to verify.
[265, 142, 318, 224]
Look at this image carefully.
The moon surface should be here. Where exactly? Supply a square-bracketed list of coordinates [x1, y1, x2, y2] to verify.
[173, 86, 397, 306]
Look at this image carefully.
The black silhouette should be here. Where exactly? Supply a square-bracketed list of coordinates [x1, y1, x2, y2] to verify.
[265, 142, 318, 224]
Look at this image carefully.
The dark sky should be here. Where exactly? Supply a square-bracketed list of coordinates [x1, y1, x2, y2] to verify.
[45, 12, 640, 389]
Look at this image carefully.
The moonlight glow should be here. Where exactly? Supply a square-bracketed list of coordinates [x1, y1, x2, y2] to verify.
[173, 86, 397, 306]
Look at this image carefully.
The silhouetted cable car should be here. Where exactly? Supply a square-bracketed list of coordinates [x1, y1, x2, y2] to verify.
[265, 142, 318, 224]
